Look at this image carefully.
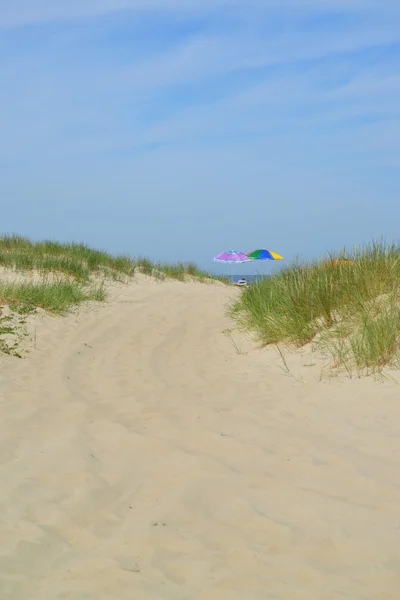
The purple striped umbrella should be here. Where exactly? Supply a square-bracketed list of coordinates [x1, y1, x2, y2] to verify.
[213, 250, 251, 280]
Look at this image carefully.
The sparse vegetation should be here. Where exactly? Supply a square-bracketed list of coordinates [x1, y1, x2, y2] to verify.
[0, 234, 227, 287]
[231, 241, 400, 376]
[0, 280, 106, 314]
[0, 234, 227, 356]
[0, 308, 32, 358]
[135, 256, 228, 283]
[0, 234, 136, 281]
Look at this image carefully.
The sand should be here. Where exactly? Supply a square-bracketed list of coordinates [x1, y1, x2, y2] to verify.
[1, 277, 400, 599]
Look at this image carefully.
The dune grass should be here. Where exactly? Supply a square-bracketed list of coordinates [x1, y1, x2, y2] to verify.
[0, 234, 136, 281]
[0, 234, 226, 314]
[0, 234, 226, 357]
[135, 256, 228, 283]
[0, 281, 106, 314]
[231, 241, 400, 375]
[0, 235, 119, 319]
[0, 278, 106, 356]
[0, 235, 226, 283]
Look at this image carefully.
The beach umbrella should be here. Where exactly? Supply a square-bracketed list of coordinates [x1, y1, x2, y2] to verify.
[246, 249, 283, 260]
[246, 248, 283, 278]
[213, 250, 251, 281]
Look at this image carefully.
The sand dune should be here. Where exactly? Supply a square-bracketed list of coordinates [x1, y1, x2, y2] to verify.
[1, 278, 400, 599]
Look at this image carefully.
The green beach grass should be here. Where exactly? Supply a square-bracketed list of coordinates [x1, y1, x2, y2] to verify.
[0, 235, 226, 287]
[0, 234, 227, 356]
[0, 234, 226, 313]
[0, 280, 106, 313]
[135, 256, 224, 282]
[231, 241, 400, 375]
[0, 234, 136, 281]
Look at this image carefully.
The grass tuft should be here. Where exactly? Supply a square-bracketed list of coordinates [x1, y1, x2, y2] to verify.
[135, 256, 228, 283]
[0, 280, 104, 314]
[0, 234, 136, 280]
[231, 240, 400, 375]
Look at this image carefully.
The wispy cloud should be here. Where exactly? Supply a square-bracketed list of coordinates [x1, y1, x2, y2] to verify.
[2, 0, 399, 29]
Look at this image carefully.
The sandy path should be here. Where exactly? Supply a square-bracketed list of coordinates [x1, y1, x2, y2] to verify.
[1, 279, 400, 599]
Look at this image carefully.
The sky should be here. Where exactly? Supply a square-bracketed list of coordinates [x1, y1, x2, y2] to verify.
[1, 0, 399, 273]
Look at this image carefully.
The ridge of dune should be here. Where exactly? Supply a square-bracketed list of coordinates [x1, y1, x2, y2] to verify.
[0, 278, 400, 599]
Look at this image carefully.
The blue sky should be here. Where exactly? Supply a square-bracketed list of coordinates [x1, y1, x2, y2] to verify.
[1, 0, 399, 273]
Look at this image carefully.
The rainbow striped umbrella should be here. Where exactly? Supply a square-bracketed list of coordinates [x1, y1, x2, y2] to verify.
[246, 249, 283, 260]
